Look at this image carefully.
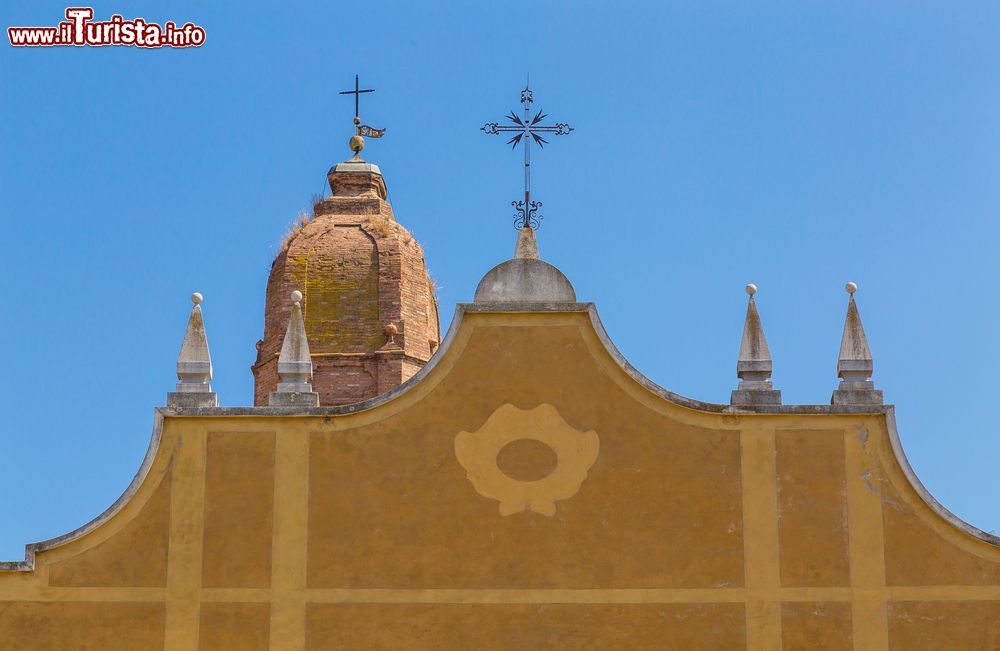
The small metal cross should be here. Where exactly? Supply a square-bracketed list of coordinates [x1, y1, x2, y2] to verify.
[339, 74, 375, 121]
[481, 83, 574, 229]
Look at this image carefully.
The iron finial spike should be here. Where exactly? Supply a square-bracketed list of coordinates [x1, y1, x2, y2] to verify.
[338, 73, 381, 157]
[338, 73, 376, 121]
[480, 83, 573, 230]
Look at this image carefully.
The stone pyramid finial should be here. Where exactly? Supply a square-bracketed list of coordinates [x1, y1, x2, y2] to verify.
[268, 290, 320, 407]
[730, 284, 781, 406]
[167, 293, 219, 408]
[832, 282, 883, 405]
[514, 227, 540, 260]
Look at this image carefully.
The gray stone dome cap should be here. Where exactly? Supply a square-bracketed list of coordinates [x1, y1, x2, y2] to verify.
[474, 228, 577, 303]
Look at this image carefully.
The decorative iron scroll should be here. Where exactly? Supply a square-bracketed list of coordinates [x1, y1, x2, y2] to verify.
[513, 200, 543, 230]
[480, 83, 574, 229]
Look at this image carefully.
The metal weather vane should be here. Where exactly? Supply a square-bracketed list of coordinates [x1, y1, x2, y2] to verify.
[339, 74, 385, 156]
[481, 82, 574, 229]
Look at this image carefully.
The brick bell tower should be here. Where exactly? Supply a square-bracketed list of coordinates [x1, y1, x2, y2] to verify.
[252, 150, 441, 406]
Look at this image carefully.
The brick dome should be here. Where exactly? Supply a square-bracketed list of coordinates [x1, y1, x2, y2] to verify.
[252, 159, 441, 406]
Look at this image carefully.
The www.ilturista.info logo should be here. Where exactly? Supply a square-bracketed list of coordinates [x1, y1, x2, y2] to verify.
[8, 8, 205, 48]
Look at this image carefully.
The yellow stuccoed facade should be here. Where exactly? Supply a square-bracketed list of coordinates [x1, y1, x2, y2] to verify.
[2, 306, 1000, 649]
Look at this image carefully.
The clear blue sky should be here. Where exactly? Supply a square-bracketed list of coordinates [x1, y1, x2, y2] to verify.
[2, 1, 998, 559]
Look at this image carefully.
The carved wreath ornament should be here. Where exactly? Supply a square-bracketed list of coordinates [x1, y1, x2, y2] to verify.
[454, 404, 599, 516]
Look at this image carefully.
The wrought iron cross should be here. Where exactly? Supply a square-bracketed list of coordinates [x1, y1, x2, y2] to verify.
[481, 83, 574, 229]
[339, 74, 374, 121]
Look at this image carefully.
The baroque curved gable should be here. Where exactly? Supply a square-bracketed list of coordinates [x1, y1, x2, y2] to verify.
[2, 303, 999, 649]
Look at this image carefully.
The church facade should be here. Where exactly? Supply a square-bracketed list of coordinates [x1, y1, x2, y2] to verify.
[2, 152, 999, 650]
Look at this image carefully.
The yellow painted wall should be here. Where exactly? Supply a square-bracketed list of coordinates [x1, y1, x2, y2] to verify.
[2, 309, 999, 650]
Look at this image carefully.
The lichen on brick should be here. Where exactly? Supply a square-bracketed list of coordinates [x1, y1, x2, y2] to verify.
[252, 169, 441, 407]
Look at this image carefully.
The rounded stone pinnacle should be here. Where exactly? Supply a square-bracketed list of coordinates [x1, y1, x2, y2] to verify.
[191, 292, 203, 305]
[350, 134, 365, 153]
[745, 283, 757, 297]
[845, 281, 858, 295]
[291, 290, 303, 305]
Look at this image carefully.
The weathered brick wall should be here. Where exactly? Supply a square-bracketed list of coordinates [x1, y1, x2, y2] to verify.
[294, 226, 381, 354]
[252, 167, 440, 406]
[311, 357, 378, 406]
[401, 358, 426, 385]
[399, 232, 441, 361]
